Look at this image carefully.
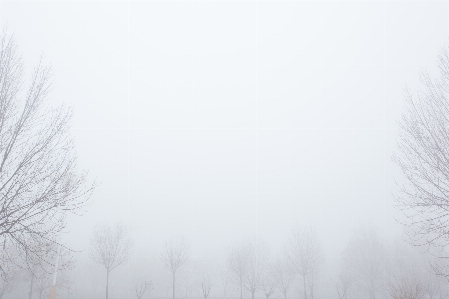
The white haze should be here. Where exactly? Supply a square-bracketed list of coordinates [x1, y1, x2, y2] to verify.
[2, 1, 449, 298]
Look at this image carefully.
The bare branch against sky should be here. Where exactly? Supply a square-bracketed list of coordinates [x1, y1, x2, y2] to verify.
[0, 31, 95, 276]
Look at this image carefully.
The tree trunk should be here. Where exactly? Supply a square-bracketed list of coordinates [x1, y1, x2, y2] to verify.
[106, 270, 109, 299]
[173, 271, 176, 299]
[251, 291, 255, 299]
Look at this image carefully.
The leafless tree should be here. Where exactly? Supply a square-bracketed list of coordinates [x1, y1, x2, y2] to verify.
[306, 267, 318, 299]
[387, 276, 426, 299]
[134, 278, 152, 299]
[262, 280, 275, 299]
[335, 270, 351, 299]
[261, 267, 276, 299]
[286, 226, 323, 299]
[393, 43, 449, 276]
[200, 275, 212, 299]
[244, 239, 270, 299]
[391, 241, 445, 299]
[0, 33, 95, 274]
[89, 222, 132, 299]
[160, 236, 190, 299]
[272, 256, 294, 299]
[228, 242, 250, 299]
[341, 225, 385, 299]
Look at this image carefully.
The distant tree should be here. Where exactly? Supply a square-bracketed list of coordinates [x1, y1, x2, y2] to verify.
[261, 266, 276, 299]
[335, 270, 351, 299]
[306, 267, 319, 299]
[160, 236, 190, 299]
[388, 238, 442, 299]
[0, 33, 95, 274]
[244, 239, 270, 299]
[387, 276, 426, 299]
[393, 43, 449, 276]
[134, 278, 152, 299]
[287, 226, 323, 299]
[200, 275, 212, 299]
[272, 257, 294, 299]
[341, 225, 385, 299]
[228, 242, 250, 299]
[262, 280, 275, 299]
[89, 222, 132, 299]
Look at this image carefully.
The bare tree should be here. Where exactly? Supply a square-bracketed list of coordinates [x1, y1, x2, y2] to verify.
[261, 267, 276, 299]
[0, 33, 95, 274]
[306, 267, 318, 299]
[272, 257, 294, 299]
[335, 270, 351, 299]
[200, 276, 212, 299]
[387, 276, 426, 299]
[341, 225, 385, 299]
[393, 43, 449, 275]
[160, 236, 190, 299]
[389, 238, 444, 299]
[244, 239, 270, 299]
[287, 226, 323, 299]
[262, 280, 275, 299]
[228, 242, 250, 299]
[89, 222, 132, 299]
[134, 278, 152, 299]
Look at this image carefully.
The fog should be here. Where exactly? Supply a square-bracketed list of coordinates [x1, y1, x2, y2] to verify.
[1, 1, 449, 299]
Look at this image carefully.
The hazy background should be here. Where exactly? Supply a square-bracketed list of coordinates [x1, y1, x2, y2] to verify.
[2, 1, 449, 298]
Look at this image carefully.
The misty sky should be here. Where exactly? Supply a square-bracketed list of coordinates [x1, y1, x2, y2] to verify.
[2, 0, 449, 278]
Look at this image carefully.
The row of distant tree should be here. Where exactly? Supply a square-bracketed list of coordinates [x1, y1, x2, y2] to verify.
[86, 222, 449, 299]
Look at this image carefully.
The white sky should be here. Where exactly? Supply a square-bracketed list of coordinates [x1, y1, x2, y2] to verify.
[2, 1, 449, 296]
